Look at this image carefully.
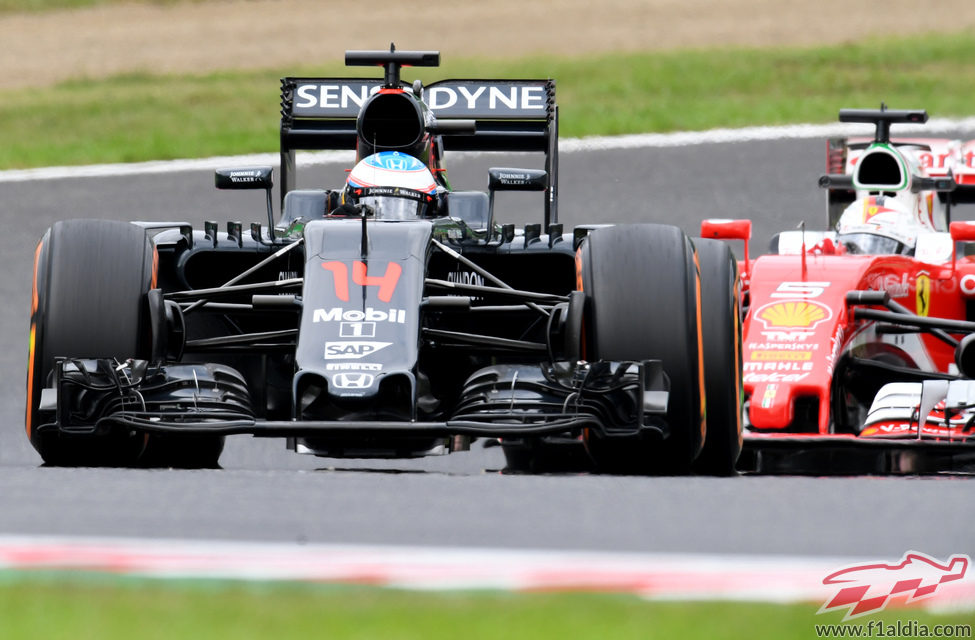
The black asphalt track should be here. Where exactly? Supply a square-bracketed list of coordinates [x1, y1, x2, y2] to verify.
[0, 138, 971, 558]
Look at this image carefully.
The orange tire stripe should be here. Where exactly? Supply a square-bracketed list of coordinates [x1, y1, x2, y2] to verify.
[26, 241, 43, 439]
[693, 250, 706, 442]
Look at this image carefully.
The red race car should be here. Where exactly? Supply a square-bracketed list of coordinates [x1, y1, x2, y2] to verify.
[704, 106, 975, 473]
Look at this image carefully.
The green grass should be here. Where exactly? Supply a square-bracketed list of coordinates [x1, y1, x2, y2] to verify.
[1, 31, 975, 170]
[1, 575, 972, 640]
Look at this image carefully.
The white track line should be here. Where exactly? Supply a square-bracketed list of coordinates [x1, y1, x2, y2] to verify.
[0, 535, 973, 612]
[4, 118, 975, 184]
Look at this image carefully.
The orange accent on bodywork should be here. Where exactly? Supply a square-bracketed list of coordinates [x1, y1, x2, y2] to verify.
[575, 247, 586, 361]
[574, 247, 584, 292]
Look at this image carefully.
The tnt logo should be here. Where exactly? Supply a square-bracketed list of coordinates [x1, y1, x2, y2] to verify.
[819, 551, 970, 620]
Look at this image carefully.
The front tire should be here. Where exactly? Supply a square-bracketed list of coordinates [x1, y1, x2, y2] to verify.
[27, 220, 155, 466]
[692, 238, 743, 475]
[578, 224, 705, 474]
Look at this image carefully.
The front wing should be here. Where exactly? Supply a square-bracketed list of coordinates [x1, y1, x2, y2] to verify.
[740, 433, 975, 474]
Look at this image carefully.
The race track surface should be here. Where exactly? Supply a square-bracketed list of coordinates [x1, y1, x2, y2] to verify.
[1, 137, 973, 559]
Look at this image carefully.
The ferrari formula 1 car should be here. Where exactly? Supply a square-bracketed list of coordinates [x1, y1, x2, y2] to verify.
[704, 106, 975, 473]
[26, 47, 743, 474]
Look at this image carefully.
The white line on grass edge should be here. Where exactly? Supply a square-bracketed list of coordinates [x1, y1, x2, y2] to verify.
[4, 117, 975, 184]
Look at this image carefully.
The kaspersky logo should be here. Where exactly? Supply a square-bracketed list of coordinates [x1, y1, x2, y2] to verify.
[818, 551, 970, 620]
[754, 300, 832, 330]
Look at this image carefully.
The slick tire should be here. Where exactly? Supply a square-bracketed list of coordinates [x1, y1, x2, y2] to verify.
[578, 223, 705, 474]
[692, 238, 743, 476]
[27, 219, 155, 466]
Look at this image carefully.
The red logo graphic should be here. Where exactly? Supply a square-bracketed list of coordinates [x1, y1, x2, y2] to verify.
[322, 261, 402, 303]
[819, 551, 969, 620]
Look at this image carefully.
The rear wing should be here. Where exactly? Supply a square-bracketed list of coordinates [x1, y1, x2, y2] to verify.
[279, 77, 558, 220]
[823, 135, 975, 228]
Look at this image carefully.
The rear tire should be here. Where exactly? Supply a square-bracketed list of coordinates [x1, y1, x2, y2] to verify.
[27, 220, 155, 466]
[692, 238, 743, 475]
[579, 224, 705, 474]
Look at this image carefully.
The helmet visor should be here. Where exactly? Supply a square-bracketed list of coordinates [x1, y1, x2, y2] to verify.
[360, 195, 421, 220]
[356, 186, 433, 220]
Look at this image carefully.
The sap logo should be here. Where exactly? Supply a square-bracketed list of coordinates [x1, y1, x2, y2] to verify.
[313, 308, 406, 324]
[331, 373, 375, 389]
[425, 85, 546, 112]
[324, 341, 392, 360]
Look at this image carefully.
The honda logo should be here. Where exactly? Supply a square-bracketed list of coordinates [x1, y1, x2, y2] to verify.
[331, 373, 375, 389]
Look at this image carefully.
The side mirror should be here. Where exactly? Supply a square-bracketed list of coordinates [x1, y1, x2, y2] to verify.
[950, 221, 975, 243]
[949, 221, 975, 271]
[700, 218, 752, 279]
[215, 167, 273, 191]
[487, 168, 548, 237]
[215, 167, 275, 241]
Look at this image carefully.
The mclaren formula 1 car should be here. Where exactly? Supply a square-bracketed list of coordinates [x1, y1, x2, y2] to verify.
[26, 47, 743, 474]
[704, 106, 975, 473]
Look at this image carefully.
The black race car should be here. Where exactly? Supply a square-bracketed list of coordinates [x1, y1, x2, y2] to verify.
[26, 47, 742, 474]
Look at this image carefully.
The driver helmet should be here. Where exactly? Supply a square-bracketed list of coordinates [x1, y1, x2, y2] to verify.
[343, 151, 441, 220]
[835, 196, 918, 255]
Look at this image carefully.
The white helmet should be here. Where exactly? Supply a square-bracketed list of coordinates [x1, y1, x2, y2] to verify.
[343, 151, 441, 220]
[835, 196, 917, 255]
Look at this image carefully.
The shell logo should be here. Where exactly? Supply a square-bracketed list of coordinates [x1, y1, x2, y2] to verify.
[754, 300, 833, 330]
